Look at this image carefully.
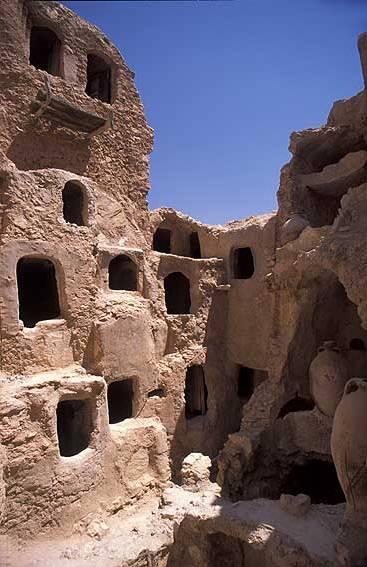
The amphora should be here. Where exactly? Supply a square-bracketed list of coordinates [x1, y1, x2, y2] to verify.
[309, 340, 349, 417]
[331, 378, 367, 528]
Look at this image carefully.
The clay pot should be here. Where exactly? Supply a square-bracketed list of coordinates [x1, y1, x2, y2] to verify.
[331, 378, 367, 526]
[309, 340, 350, 417]
[280, 214, 309, 246]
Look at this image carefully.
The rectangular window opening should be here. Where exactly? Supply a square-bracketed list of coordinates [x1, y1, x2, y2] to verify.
[57, 398, 93, 457]
[107, 379, 134, 424]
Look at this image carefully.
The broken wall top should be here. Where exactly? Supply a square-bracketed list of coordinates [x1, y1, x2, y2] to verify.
[0, 0, 153, 215]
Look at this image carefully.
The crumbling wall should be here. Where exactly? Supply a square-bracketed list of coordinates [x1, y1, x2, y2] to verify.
[0, 1, 153, 214]
[217, 38, 367, 512]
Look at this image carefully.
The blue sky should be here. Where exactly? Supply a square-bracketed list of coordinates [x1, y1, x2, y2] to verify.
[64, 0, 366, 224]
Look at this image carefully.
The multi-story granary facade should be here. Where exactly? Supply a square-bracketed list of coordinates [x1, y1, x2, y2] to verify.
[1, 2, 367, 566]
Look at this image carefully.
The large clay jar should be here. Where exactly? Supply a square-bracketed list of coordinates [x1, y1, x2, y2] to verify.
[309, 340, 350, 417]
[331, 378, 367, 528]
[279, 214, 309, 246]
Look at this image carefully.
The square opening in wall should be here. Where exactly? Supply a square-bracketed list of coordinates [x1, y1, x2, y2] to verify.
[29, 26, 61, 76]
[57, 399, 93, 457]
[189, 231, 201, 258]
[164, 272, 191, 314]
[232, 247, 255, 279]
[237, 366, 255, 401]
[17, 257, 61, 328]
[185, 365, 208, 419]
[237, 366, 268, 403]
[86, 54, 112, 103]
[107, 379, 134, 424]
[153, 228, 171, 253]
[108, 255, 137, 291]
[62, 181, 87, 226]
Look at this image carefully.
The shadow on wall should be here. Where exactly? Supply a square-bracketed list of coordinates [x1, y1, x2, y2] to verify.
[279, 459, 345, 504]
[153, 222, 202, 258]
[82, 324, 100, 374]
[7, 129, 92, 174]
[168, 288, 243, 482]
[281, 269, 367, 398]
[216, 271, 359, 504]
[167, 521, 250, 567]
[167, 517, 300, 566]
[165, 506, 343, 566]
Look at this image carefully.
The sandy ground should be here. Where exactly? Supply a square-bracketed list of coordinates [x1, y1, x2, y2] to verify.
[1, 484, 343, 566]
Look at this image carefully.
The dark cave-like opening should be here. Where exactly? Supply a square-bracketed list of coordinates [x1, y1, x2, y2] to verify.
[17, 257, 61, 327]
[207, 533, 245, 567]
[164, 272, 191, 314]
[86, 53, 112, 103]
[280, 459, 345, 504]
[232, 247, 255, 279]
[237, 366, 255, 401]
[189, 231, 201, 258]
[185, 365, 208, 419]
[29, 26, 61, 76]
[107, 379, 134, 424]
[108, 255, 138, 291]
[57, 399, 92, 457]
[153, 227, 171, 253]
[62, 181, 86, 226]
[277, 396, 315, 419]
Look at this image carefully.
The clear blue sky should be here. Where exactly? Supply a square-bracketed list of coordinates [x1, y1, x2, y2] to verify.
[63, 0, 366, 224]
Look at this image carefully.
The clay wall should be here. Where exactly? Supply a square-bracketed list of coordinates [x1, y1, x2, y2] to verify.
[0, 0, 277, 537]
[0, 0, 153, 216]
[217, 39, 367, 504]
[0, 370, 169, 537]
